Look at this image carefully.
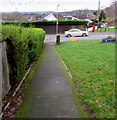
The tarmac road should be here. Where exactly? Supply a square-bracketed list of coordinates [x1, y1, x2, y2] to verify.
[45, 31, 116, 43]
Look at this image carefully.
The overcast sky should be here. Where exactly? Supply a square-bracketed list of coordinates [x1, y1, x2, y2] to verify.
[0, 0, 113, 12]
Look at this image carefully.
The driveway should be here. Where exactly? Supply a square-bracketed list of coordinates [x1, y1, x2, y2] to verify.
[45, 31, 116, 43]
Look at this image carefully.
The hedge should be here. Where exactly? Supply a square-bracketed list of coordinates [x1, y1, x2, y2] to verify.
[2, 25, 45, 85]
[2, 20, 88, 27]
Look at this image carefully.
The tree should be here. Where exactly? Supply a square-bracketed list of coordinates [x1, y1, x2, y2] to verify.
[104, 0, 116, 18]
[99, 10, 106, 22]
[2, 12, 25, 21]
[94, 11, 98, 16]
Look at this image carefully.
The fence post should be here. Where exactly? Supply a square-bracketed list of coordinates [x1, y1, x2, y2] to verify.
[2, 41, 11, 98]
[0, 42, 2, 118]
[0, 40, 11, 118]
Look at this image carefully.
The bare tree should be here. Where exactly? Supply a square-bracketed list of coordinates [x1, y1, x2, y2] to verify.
[2, 12, 25, 21]
[104, 0, 116, 18]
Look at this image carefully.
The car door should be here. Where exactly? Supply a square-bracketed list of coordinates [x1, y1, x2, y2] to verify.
[76, 29, 82, 36]
[71, 30, 79, 36]
[68, 30, 75, 36]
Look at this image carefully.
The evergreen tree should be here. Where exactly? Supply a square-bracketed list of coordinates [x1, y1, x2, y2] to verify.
[99, 10, 106, 22]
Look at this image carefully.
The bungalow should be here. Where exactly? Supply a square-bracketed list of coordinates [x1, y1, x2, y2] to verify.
[42, 13, 57, 21]
[42, 13, 79, 21]
[63, 15, 79, 20]
[86, 13, 96, 20]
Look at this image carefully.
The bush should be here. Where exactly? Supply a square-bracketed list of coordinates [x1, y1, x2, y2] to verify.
[2, 25, 45, 85]
[2, 20, 88, 26]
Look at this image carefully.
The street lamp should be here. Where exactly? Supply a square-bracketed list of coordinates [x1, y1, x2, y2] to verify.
[56, 4, 60, 45]
[56, 4, 60, 35]
[97, 0, 100, 30]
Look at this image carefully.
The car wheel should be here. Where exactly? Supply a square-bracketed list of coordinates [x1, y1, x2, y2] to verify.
[67, 34, 72, 37]
[82, 33, 87, 37]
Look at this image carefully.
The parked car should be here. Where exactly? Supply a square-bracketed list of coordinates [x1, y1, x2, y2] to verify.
[65, 29, 88, 37]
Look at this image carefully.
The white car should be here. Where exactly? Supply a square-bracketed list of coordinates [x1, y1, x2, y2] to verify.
[65, 29, 88, 37]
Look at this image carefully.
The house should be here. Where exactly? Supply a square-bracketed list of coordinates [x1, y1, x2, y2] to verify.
[86, 13, 96, 20]
[63, 15, 79, 20]
[43, 13, 57, 21]
[42, 13, 79, 21]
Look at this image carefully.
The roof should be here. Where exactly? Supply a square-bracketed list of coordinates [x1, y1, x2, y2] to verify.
[43, 13, 57, 21]
[43, 13, 79, 21]
[53, 13, 65, 20]
[87, 13, 96, 20]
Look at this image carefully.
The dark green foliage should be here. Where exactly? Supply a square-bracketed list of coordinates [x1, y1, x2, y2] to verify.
[2, 20, 88, 26]
[94, 11, 98, 16]
[92, 19, 98, 25]
[2, 25, 45, 85]
[99, 11, 106, 22]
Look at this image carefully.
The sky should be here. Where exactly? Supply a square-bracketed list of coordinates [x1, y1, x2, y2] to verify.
[0, 0, 113, 12]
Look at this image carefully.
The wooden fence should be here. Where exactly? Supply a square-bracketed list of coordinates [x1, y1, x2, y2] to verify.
[0, 40, 11, 113]
[0, 40, 2, 117]
[2, 41, 11, 97]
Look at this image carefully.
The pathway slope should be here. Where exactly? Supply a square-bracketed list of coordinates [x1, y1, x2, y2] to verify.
[25, 43, 81, 118]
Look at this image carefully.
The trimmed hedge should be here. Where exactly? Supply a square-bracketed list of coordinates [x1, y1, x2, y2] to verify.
[2, 20, 88, 26]
[2, 25, 45, 85]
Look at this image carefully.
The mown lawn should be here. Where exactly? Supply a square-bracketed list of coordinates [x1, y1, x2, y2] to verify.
[55, 40, 115, 118]
[94, 26, 117, 32]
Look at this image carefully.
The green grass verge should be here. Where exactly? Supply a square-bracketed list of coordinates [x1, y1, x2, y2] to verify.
[15, 44, 46, 118]
[54, 48, 90, 118]
[54, 40, 115, 118]
[94, 26, 117, 32]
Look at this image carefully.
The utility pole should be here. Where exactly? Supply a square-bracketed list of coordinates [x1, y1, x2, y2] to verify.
[0, 41, 2, 119]
[56, 4, 60, 35]
[56, 4, 60, 45]
[115, 1, 117, 18]
[97, 0, 100, 30]
[97, 0, 100, 21]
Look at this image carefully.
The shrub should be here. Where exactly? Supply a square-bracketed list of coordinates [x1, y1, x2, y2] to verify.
[2, 25, 45, 85]
[2, 20, 88, 26]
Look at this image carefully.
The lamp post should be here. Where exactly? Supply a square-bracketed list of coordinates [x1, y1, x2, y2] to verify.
[56, 4, 60, 35]
[97, 0, 100, 20]
[115, 1, 117, 18]
[97, 0, 100, 31]
[56, 4, 60, 45]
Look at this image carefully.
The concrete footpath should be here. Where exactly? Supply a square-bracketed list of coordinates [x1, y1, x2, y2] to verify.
[25, 43, 81, 118]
